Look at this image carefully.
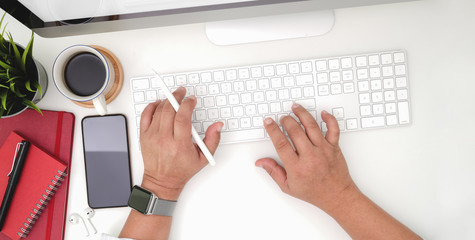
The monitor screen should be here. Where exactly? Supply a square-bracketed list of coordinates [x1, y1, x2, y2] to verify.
[0, 0, 416, 38]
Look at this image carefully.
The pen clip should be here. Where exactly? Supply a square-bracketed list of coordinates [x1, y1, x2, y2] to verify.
[8, 142, 23, 177]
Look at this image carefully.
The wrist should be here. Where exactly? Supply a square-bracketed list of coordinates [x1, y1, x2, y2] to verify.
[321, 183, 363, 216]
[141, 176, 183, 201]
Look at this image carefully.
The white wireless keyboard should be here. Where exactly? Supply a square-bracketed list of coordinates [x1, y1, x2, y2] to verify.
[130, 50, 411, 144]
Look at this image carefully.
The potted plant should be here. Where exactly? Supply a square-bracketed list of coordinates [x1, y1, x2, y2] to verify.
[0, 13, 47, 118]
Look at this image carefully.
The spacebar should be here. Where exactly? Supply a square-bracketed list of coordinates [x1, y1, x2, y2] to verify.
[220, 129, 266, 143]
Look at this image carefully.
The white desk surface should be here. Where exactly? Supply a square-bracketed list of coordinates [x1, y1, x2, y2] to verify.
[2, 0, 475, 239]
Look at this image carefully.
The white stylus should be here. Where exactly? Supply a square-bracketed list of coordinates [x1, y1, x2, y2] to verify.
[152, 69, 216, 166]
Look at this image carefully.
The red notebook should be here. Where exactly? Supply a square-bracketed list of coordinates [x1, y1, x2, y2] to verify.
[0, 132, 67, 239]
[0, 109, 75, 240]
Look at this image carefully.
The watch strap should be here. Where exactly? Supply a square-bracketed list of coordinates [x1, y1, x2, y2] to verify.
[150, 196, 176, 216]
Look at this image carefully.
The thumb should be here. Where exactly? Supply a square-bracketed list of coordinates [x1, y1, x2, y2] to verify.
[202, 122, 224, 155]
[256, 158, 289, 193]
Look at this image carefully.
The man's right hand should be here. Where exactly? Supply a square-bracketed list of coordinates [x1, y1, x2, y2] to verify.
[255, 103, 358, 213]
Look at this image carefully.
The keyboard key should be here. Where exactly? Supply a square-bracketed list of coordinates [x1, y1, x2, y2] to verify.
[328, 59, 340, 70]
[220, 129, 265, 143]
[271, 77, 282, 88]
[132, 78, 149, 90]
[270, 102, 282, 113]
[203, 97, 215, 107]
[368, 55, 380, 66]
[201, 72, 212, 82]
[221, 82, 232, 93]
[318, 85, 330, 96]
[396, 77, 407, 88]
[330, 72, 341, 82]
[371, 92, 383, 103]
[266, 90, 278, 101]
[226, 69, 237, 80]
[296, 74, 314, 85]
[254, 92, 265, 102]
[233, 106, 244, 117]
[146, 90, 157, 101]
[357, 69, 369, 80]
[216, 95, 227, 106]
[360, 105, 371, 116]
[276, 65, 287, 75]
[303, 87, 315, 97]
[295, 99, 316, 109]
[381, 54, 393, 64]
[346, 118, 358, 130]
[385, 102, 396, 113]
[317, 73, 329, 83]
[135, 103, 148, 115]
[386, 115, 398, 125]
[283, 76, 295, 87]
[133, 91, 145, 102]
[369, 68, 381, 78]
[289, 63, 300, 73]
[258, 79, 270, 89]
[332, 107, 344, 119]
[238, 68, 250, 79]
[195, 110, 207, 120]
[361, 116, 385, 128]
[394, 52, 406, 63]
[342, 70, 353, 81]
[382, 66, 394, 77]
[395, 65, 406, 75]
[240, 118, 252, 128]
[245, 105, 257, 115]
[301, 61, 313, 73]
[208, 109, 219, 119]
[356, 56, 367, 67]
[278, 89, 290, 99]
[234, 81, 245, 92]
[246, 80, 257, 91]
[397, 89, 408, 100]
[330, 84, 342, 95]
[291, 88, 302, 98]
[176, 75, 187, 85]
[370, 80, 382, 90]
[253, 116, 264, 127]
[384, 91, 396, 101]
[341, 57, 352, 69]
[343, 83, 355, 93]
[220, 108, 232, 118]
[241, 92, 252, 104]
[316, 60, 327, 71]
[373, 104, 384, 115]
[359, 93, 370, 104]
[251, 67, 262, 78]
[383, 78, 395, 89]
[358, 81, 369, 92]
[227, 119, 239, 129]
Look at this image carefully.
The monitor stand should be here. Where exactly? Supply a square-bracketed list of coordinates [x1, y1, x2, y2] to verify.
[205, 10, 334, 46]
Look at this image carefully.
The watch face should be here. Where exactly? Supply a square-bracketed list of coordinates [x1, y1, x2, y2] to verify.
[128, 186, 152, 214]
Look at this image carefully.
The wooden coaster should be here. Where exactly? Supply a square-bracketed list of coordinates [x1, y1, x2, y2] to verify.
[72, 45, 124, 108]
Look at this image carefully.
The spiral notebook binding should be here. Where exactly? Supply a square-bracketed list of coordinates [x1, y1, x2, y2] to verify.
[17, 170, 67, 238]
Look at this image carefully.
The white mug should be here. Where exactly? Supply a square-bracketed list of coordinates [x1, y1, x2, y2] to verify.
[53, 45, 114, 115]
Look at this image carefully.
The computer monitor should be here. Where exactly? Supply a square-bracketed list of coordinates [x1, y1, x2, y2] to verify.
[1, 0, 417, 44]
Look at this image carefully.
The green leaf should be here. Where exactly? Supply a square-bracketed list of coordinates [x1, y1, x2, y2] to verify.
[22, 98, 42, 115]
[7, 33, 24, 72]
[0, 83, 8, 89]
[25, 80, 35, 92]
[22, 32, 34, 69]
[0, 89, 6, 110]
[32, 80, 42, 97]
[0, 58, 16, 72]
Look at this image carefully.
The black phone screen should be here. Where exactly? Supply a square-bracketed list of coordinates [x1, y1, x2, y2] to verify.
[81, 115, 132, 208]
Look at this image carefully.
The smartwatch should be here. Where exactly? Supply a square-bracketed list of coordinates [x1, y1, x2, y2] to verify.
[128, 185, 177, 216]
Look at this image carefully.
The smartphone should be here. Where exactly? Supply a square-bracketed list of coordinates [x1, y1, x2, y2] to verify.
[81, 114, 132, 208]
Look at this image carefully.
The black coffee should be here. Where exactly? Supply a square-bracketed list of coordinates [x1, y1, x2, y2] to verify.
[64, 53, 106, 96]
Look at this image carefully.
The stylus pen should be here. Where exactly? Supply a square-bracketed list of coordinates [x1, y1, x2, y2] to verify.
[0, 140, 30, 230]
[152, 69, 216, 166]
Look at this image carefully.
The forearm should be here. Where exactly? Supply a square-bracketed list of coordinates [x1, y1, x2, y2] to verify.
[325, 186, 421, 240]
[119, 180, 182, 240]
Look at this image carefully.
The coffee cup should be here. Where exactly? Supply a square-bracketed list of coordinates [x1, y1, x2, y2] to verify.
[53, 45, 114, 115]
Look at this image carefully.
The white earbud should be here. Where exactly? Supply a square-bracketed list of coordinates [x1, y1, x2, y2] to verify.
[84, 207, 97, 234]
[68, 213, 90, 236]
